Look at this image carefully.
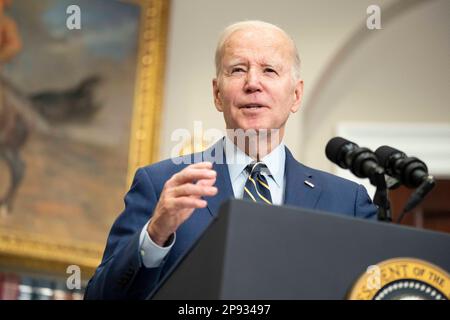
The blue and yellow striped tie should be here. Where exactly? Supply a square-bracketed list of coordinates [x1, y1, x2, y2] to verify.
[243, 162, 272, 205]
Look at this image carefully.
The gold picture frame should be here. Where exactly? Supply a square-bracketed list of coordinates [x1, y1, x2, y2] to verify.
[0, 0, 170, 280]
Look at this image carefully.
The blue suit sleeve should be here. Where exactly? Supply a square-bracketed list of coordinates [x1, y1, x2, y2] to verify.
[354, 184, 378, 220]
[84, 168, 166, 299]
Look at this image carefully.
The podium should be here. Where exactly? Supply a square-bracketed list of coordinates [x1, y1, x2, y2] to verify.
[150, 199, 450, 299]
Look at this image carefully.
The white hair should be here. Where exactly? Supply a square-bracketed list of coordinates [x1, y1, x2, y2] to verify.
[214, 20, 301, 81]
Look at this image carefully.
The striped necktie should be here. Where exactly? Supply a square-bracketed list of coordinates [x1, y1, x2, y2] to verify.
[243, 162, 272, 205]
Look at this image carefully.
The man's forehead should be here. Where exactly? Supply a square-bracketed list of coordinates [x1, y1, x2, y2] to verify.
[224, 54, 284, 69]
[222, 43, 290, 66]
[225, 28, 289, 48]
[224, 29, 292, 54]
[222, 30, 291, 61]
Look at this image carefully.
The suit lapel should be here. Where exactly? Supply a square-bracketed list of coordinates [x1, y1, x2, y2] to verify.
[203, 138, 234, 217]
[283, 147, 322, 210]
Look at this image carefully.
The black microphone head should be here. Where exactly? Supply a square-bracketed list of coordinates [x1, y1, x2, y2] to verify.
[325, 137, 357, 168]
[375, 145, 428, 187]
[375, 145, 404, 167]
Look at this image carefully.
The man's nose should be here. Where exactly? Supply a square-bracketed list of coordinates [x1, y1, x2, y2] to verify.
[244, 69, 262, 93]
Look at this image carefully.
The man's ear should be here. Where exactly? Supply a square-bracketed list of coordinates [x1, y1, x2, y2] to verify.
[213, 78, 223, 112]
[290, 79, 304, 113]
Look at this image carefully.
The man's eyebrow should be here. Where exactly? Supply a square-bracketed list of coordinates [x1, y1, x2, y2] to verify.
[224, 60, 284, 71]
[226, 59, 247, 67]
[261, 62, 282, 70]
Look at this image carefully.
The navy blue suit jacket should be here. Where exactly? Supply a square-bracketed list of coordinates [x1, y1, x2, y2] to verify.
[84, 139, 377, 299]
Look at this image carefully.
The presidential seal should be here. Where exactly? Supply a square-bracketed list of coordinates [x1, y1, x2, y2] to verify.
[348, 258, 450, 300]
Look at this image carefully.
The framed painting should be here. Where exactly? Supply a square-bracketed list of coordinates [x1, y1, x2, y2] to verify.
[0, 0, 169, 280]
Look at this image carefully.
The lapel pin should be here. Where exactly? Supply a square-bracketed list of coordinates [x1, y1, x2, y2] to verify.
[304, 180, 315, 188]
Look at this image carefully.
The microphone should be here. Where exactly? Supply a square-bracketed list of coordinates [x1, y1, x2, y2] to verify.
[375, 145, 429, 188]
[375, 145, 435, 222]
[325, 137, 384, 180]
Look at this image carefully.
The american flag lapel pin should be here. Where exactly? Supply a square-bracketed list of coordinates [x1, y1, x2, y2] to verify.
[304, 180, 315, 188]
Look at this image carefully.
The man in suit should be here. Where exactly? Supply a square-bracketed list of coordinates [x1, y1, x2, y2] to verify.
[85, 20, 377, 300]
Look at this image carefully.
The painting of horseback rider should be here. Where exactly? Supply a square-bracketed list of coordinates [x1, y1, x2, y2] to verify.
[0, 0, 146, 256]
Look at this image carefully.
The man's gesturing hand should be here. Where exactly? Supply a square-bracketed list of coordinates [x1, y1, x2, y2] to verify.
[147, 162, 218, 246]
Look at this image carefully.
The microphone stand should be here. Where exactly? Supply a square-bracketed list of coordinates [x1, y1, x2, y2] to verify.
[397, 176, 435, 223]
[370, 168, 392, 222]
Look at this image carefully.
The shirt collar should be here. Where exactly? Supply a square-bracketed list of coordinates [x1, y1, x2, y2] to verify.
[224, 136, 285, 188]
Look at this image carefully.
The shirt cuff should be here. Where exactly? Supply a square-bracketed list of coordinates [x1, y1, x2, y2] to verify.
[139, 220, 176, 268]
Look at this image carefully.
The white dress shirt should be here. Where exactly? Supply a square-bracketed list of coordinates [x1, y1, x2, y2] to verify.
[139, 137, 286, 268]
[224, 136, 286, 205]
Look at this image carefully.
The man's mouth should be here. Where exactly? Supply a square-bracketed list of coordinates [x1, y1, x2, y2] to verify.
[239, 104, 266, 109]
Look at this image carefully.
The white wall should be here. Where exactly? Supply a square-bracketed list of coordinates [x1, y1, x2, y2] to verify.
[160, 0, 450, 179]
[301, 0, 450, 173]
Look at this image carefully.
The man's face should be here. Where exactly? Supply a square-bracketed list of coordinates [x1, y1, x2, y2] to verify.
[213, 28, 303, 138]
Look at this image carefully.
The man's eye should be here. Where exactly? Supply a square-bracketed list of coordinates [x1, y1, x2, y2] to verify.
[231, 67, 245, 73]
[264, 68, 277, 74]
